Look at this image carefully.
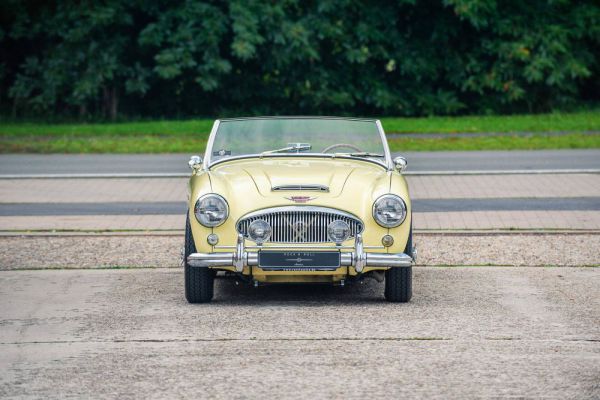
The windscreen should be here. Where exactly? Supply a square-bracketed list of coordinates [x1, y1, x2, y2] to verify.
[210, 118, 385, 163]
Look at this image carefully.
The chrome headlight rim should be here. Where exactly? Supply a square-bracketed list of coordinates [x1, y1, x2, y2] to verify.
[194, 193, 229, 227]
[372, 194, 407, 228]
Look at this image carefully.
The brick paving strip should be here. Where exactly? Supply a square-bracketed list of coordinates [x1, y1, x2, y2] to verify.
[1, 174, 599, 231]
[0, 234, 598, 270]
[1, 174, 599, 202]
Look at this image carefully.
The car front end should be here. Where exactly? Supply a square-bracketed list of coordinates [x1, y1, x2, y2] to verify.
[184, 117, 415, 302]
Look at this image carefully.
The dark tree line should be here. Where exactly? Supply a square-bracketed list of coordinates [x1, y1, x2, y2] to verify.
[0, 0, 598, 120]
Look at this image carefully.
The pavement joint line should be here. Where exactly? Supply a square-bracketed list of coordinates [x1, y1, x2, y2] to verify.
[1, 169, 599, 179]
[0, 173, 190, 179]
[0, 232, 185, 237]
[414, 229, 600, 235]
[0, 337, 600, 346]
[2, 265, 598, 272]
[386, 130, 600, 139]
[0, 337, 598, 346]
[0, 338, 450, 345]
[405, 169, 600, 176]
[420, 264, 600, 268]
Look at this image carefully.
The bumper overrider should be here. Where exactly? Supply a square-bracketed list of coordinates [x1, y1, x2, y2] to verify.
[187, 234, 415, 273]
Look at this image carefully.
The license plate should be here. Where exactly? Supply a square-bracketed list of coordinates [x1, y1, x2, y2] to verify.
[258, 251, 341, 271]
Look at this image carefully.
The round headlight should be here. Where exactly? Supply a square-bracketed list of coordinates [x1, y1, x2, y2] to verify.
[373, 194, 407, 228]
[194, 194, 229, 227]
[248, 219, 272, 244]
[327, 220, 350, 244]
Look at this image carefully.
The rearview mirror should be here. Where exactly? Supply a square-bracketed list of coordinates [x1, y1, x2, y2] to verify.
[393, 156, 407, 173]
[188, 155, 203, 170]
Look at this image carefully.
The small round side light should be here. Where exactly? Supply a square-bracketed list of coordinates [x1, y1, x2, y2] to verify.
[382, 234, 394, 247]
[207, 233, 219, 246]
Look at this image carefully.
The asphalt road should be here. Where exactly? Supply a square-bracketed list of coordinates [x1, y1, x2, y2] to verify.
[1, 267, 598, 399]
[1, 149, 599, 175]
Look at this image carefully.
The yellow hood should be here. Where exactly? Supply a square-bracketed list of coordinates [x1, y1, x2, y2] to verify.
[204, 157, 393, 217]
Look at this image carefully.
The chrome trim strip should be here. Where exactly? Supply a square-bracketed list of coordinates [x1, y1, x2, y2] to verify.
[217, 116, 378, 122]
[272, 184, 329, 192]
[203, 119, 221, 170]
[375, 119, 394, 171]
[213, 244, 385, 250]
[238, 205, 361, 222]
[208, 153, 388, 169]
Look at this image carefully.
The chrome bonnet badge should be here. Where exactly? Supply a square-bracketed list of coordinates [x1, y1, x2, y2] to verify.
[285, 196, 316, 203]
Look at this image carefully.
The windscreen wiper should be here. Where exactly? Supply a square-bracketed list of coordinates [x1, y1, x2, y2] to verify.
[261, 143, 312, 155]
[337, 152, 385, 158]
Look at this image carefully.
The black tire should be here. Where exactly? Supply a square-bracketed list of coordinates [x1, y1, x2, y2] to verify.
[384, 224, 413, 303]
[184, 213, 214, 303]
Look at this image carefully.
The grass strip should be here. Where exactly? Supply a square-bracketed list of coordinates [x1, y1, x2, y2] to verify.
[387, 132, 600, 151]
[380, 110, 600, 133]
[1, 111, 598, 137]
[1, 132, 597, 153]
[1, 111, 598, 153]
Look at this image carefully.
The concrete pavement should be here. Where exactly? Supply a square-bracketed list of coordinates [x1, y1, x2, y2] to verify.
[0, 267, 598, 399]
[1, 150, 599, 399]
[1, 234, 598, 269]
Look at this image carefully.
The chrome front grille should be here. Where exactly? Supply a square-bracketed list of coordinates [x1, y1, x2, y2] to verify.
[237, 206, 363, 243]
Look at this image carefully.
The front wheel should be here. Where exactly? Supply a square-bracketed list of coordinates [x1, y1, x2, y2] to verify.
[384, 267, 412, 302]
[184, 213, 214, 303]
[384, 224, 413, 302]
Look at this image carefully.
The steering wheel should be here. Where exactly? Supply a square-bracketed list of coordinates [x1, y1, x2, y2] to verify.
[321, 143, 363, 153]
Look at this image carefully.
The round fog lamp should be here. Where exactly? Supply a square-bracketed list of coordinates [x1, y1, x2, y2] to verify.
[327, 220, 350, 244]
[382, 234, 394, 247]
[248, 219, 271, 244]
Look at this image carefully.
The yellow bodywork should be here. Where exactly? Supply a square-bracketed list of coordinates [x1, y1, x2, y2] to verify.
[188, 156, 411, 283]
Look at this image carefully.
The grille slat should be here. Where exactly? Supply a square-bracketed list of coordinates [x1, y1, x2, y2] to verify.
[237, 207, 363, 243]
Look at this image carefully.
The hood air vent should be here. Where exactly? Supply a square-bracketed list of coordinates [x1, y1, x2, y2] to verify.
[272, 184, 329, 192]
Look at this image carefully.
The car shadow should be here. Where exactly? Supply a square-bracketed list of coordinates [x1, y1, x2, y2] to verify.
[210, 275, 388, 305]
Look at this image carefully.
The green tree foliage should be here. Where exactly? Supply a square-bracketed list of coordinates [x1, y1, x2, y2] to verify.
[0, 0, 598, 119]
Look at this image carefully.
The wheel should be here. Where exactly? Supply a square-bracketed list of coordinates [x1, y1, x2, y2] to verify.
[184, 213, 214, 303]
[384, 224, 413, 303]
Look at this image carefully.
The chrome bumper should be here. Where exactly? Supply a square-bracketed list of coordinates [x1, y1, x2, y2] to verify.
[187, 234, 414, 273]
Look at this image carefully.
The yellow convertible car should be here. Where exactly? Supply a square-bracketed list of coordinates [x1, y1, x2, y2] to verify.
[184, 117, 416, 303]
